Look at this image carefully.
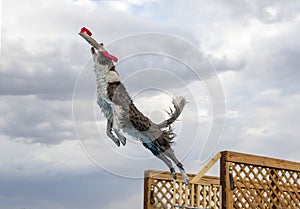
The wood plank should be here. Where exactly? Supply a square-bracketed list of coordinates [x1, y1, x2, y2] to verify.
[219, 186, 222, 209]
[213, 187, 217, 209]
[225, 162, 233, 209]
[173, 180, 177, 206]
[203, 185, 207, 207]
[179, 182, 183, 205]
[222, 151, 300, 171]
[196, 185, 200, 207]
[208, 186, 212, 208]
[185, 184, 189, 206]
[220, 153, 227, 209]
[220, 155, 234, 209]
[191, 152, 221, 183]
[145, 170, 220, 185]
[191, 184, 194, 207]
[144, 172, 150, 209]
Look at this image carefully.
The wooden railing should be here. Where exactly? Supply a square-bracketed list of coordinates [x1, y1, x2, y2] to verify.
[144, 170, 221, 209]
[144, 151, 300, 209]
[220, 151, 300, 209]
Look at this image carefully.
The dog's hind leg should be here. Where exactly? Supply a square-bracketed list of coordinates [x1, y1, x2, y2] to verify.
[163, 148, 189, 185]
[163, 148, 182, 168]
[156, 153, 177, 180]
[143, 142, 177, 179]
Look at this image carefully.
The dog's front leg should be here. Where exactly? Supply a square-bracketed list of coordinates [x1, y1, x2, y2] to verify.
[106, 120, 120, 147]
[113, 128, 126, 146]
[106, 120, 126, 146]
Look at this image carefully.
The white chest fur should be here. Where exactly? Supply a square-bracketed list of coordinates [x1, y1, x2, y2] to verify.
[93, 62, 123, 129]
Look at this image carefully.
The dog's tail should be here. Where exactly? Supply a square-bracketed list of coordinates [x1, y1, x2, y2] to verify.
[158, 96, 186, 129]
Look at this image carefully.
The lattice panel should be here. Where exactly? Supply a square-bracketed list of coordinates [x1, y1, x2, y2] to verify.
[150, 179, 173, 209]
[230, 162, 300, 208]
[150, 179, 221, 209]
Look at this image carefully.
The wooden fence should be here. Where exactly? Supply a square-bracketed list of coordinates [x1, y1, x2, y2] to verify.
[144, 170, 222, 209]
[221, 151, 300, 209]
[144, 151, 300, 209]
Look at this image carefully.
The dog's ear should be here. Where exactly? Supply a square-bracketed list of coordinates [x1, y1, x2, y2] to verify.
[91, 47, 98, 62]
[91, 47, 97, 55]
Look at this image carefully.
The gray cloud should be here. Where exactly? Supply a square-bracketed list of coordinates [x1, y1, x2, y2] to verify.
[0, 40, 87, 100]
[0, 172, 142, 209]
[0, 96, 74, 144]
[246, 27, 300, 94]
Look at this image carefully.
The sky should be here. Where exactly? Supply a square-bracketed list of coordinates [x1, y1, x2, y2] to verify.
[1, 0, 300, 208]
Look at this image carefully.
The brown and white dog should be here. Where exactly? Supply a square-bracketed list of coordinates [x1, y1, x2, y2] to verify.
[80, 29, 189, 184]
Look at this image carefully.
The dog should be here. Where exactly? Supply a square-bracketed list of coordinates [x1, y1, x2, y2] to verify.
[90, 44, 189, 184]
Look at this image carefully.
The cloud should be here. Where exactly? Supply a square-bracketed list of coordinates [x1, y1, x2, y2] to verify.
[219, 72, 300, 162]
[0, 168, 142, 209]
[245, 26, 300, 94]
[0, 39, 86, 100]
[0, 96, 75, 144]
[106, 193, 143, 209]
[0, 135, 143, 209]
[0, 135, 94, 177]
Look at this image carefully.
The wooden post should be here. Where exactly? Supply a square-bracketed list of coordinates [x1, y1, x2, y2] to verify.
[144, 170, 155, 209]
[220, 153, 226, 209]
[144, 171, 150, 209]
[220, 151, 233, 209]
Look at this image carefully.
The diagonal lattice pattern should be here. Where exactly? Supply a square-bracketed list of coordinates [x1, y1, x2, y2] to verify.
[145, 171, 221, 209]
[145, 151, 300, 209]
[230, 162, 300, 208]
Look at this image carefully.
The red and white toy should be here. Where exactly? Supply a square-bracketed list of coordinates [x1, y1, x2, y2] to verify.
[79, 27, 118, 62]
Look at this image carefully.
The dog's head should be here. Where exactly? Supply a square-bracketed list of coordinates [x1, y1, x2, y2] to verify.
[91, 47, 114, 68]
[91, 47, 120, 83]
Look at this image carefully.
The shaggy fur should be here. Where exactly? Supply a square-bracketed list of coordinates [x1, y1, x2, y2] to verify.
[91, 47, 189, 184]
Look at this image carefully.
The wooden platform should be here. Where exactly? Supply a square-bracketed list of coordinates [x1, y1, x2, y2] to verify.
[144, 151, 300, 209]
